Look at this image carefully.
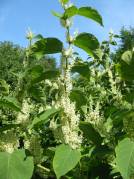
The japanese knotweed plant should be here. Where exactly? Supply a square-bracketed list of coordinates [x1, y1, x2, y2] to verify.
[1, 0, 134, 179]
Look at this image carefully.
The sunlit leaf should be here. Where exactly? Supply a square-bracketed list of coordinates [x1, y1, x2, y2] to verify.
[64, 6, 103, 26]
[53, 144, 81, 179]
[115, 138, 134, 179]
[0, 150, 34, 179]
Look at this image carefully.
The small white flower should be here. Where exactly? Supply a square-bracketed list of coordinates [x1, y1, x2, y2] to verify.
[26, 27, 34, 40]
[64, 3, 74, 9]
[64, 47, 73, 57]
[50, 120, 57, 130]
[38, 106, 44, 113]
[3, 143, 14, 154]
[24, 140, 30, 149]
[16, 99, 31, 124]
[45, 79, 52, 86]
[109, 28, 114, 34]
[52, 82, 59, 89]
[45, 105, 52, 110]
[74, 29, 79, 38]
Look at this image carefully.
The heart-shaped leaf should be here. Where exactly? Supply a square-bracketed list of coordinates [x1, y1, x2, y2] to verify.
[53, 144, 81, 179]
[74, 33, 99, 57]
[0, 150, 34, 179]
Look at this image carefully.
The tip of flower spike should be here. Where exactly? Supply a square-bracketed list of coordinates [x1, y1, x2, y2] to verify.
[26, 27, 35, 40]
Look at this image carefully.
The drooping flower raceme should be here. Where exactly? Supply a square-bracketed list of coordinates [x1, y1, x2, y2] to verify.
[59, 95, 82, 149]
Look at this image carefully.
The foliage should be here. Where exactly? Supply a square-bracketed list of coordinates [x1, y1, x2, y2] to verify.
[0, 0, 134, 179]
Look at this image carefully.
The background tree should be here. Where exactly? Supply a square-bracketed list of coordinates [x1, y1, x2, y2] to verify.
[0, 41, 57, 91]
[112, 26, 134, 62]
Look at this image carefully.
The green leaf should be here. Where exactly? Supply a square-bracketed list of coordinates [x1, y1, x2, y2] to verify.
[0, 97, 21, 112]
[74, 33, 99, 57]
[27, 65, 44, 81]
[60, 0, 69, 4]
[52, 11, 62, 18]
[64, 6, 78, 18]
[31, 70, 59, 84]
[115, 138, 134, 179]
[71, 62, 90, 78]
[53, 144, 81, 179]
[64, 6, 103, 26]
[0, 79, 9, 94]
[117, 50, 134, 81]
[32, 37, 63, 58]
[78, 7, 103, 26]
[0, 150, 34, 179]
[79, 121, 102, 146]
[29, 107, 60, 129]
[70, 89, 87, 107]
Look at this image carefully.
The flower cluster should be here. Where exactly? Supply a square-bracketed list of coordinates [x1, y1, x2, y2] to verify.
[2, 142, 15, 153]
[85, 101, 103, 126]
[16, 99, 32, 124]
[59, 95, 82, 149]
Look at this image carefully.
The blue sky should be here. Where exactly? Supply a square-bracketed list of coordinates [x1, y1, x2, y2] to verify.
[0, 0, 134, 54]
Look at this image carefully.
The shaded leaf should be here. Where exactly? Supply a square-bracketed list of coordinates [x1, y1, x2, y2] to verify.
[0, 97, 21, 111]
[70, 89, 87, 107]
[0, 79, 9, 94]
[71, 62, 90, 78]
[31, 70, 59, 84]
[32, 37, 63, 58]
[79, 121, 102, 146]
[74, 33, 99, 57]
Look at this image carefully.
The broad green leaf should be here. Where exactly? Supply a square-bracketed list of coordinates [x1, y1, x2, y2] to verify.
[71, 62, 90, 78]
[32, 37, 63, 58]
[26, 65, 44, 83]
[70, 89, 87, 107]
[74, 33, 99, 57]
[26, 66, 59, 85]
[117, 50, 134, 81]
[78, 7, 103, 26]
[28, 85, 44, 101]
[29, 107, 60, 129]
[0, 150, 34, 179]
[79, 121, 102, 146]
[115, 138, 134, 179]
[31, 70, 59, 84]
[64, 6, 103, 26]
[53, 144, 81, 179]
[0, 97, 21, 111]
